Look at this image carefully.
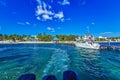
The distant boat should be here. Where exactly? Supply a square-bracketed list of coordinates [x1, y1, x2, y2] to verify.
[75, 34, 100, 50]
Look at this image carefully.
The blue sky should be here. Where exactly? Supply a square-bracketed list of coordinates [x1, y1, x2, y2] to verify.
[0, 0, 120, 37]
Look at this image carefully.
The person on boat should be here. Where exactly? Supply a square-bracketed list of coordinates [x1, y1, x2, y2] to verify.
[89, 36, 95, 43]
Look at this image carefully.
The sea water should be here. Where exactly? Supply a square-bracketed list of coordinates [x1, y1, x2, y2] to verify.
[0, 43, 120, 80]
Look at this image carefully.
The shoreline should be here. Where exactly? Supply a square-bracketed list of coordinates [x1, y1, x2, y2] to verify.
[0, 41, 120, 44]
[0, 41, 54, 44]
[0, 41, 75, 44]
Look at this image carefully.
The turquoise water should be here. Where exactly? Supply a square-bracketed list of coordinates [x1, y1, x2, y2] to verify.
[0, 44, 120, 80]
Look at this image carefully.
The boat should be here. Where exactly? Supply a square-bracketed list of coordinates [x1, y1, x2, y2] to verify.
[75, 34, 100, 49]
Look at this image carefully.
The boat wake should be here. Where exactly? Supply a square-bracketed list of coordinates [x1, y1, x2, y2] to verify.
[42, 48, 70, 76]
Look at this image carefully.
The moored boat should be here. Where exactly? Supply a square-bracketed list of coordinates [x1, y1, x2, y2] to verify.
[75, 34, 100, 49]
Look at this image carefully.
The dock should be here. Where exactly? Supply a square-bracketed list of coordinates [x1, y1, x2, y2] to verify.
[100, 45, 120, 52]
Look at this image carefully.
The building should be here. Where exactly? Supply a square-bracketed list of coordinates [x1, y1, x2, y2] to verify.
[98, 36, 107, 39]
[53, 37, 60, 43]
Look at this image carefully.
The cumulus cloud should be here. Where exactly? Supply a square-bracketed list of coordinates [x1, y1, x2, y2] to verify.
[36, 4, 53, 16]
[36, 0, 54, 21]
[35, 0, 69, 21]
[42, 14, 52, 20]
[47, 27, 55, 32]
[54, 12, 64, 19]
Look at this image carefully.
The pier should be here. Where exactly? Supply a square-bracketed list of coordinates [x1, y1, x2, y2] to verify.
[100, 45, 120, 52]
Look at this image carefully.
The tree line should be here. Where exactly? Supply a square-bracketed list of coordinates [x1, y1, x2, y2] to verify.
[95, 37, 120, 41]
[0, 33, 120, 42]
[0, 33, 78, 41]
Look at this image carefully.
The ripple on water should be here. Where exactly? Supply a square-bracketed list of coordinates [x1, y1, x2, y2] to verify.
[0, 44, 120, 80]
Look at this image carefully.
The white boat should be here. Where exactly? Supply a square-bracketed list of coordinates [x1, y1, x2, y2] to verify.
[75, 42, 100, 49]
[75, 35, 100, 49]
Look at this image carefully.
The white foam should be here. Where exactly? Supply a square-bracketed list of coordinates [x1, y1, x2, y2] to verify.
[43, 49, 70, 76]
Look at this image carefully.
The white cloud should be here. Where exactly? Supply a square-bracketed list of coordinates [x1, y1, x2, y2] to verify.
[48, 5, 52, 9]
[36, 16, 41, 20]
[47, 27, 51, 31]
[36, 0, 53, 15]
[36, 1, 54, 21]
[54, 12, 64, 19]
[51, 28, 54, 31]
[42, 14, 52, 20]
[47, 27, 54, 31]
[26, 22, 30, 25]
[47, 27, 55, 32]
[35, 0, 66, 22]
[36, 4, 54, 16]
[99, 32, 120, 37]
[59, 0, 70, 5]
[17, 22, 25, 25]
[100, 32, 112, 34]
[61, 18, 65, 22]
[17, 22, 30, 25]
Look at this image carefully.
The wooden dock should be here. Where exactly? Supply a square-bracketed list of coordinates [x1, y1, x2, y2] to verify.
[100, 45, 120, 52]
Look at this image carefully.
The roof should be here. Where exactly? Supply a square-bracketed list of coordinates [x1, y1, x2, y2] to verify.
[53, 37, 59, 40]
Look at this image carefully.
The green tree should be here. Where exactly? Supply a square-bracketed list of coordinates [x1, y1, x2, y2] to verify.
[42, 34, 53, 41]
[37, 33, 43, 41]
[0, 34, 3, 40]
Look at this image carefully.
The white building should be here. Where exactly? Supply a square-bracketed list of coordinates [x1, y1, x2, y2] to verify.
[98, 36, 107, 39]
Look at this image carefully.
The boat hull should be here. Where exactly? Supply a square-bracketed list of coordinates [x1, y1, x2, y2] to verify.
[75, 42, 100, 50]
